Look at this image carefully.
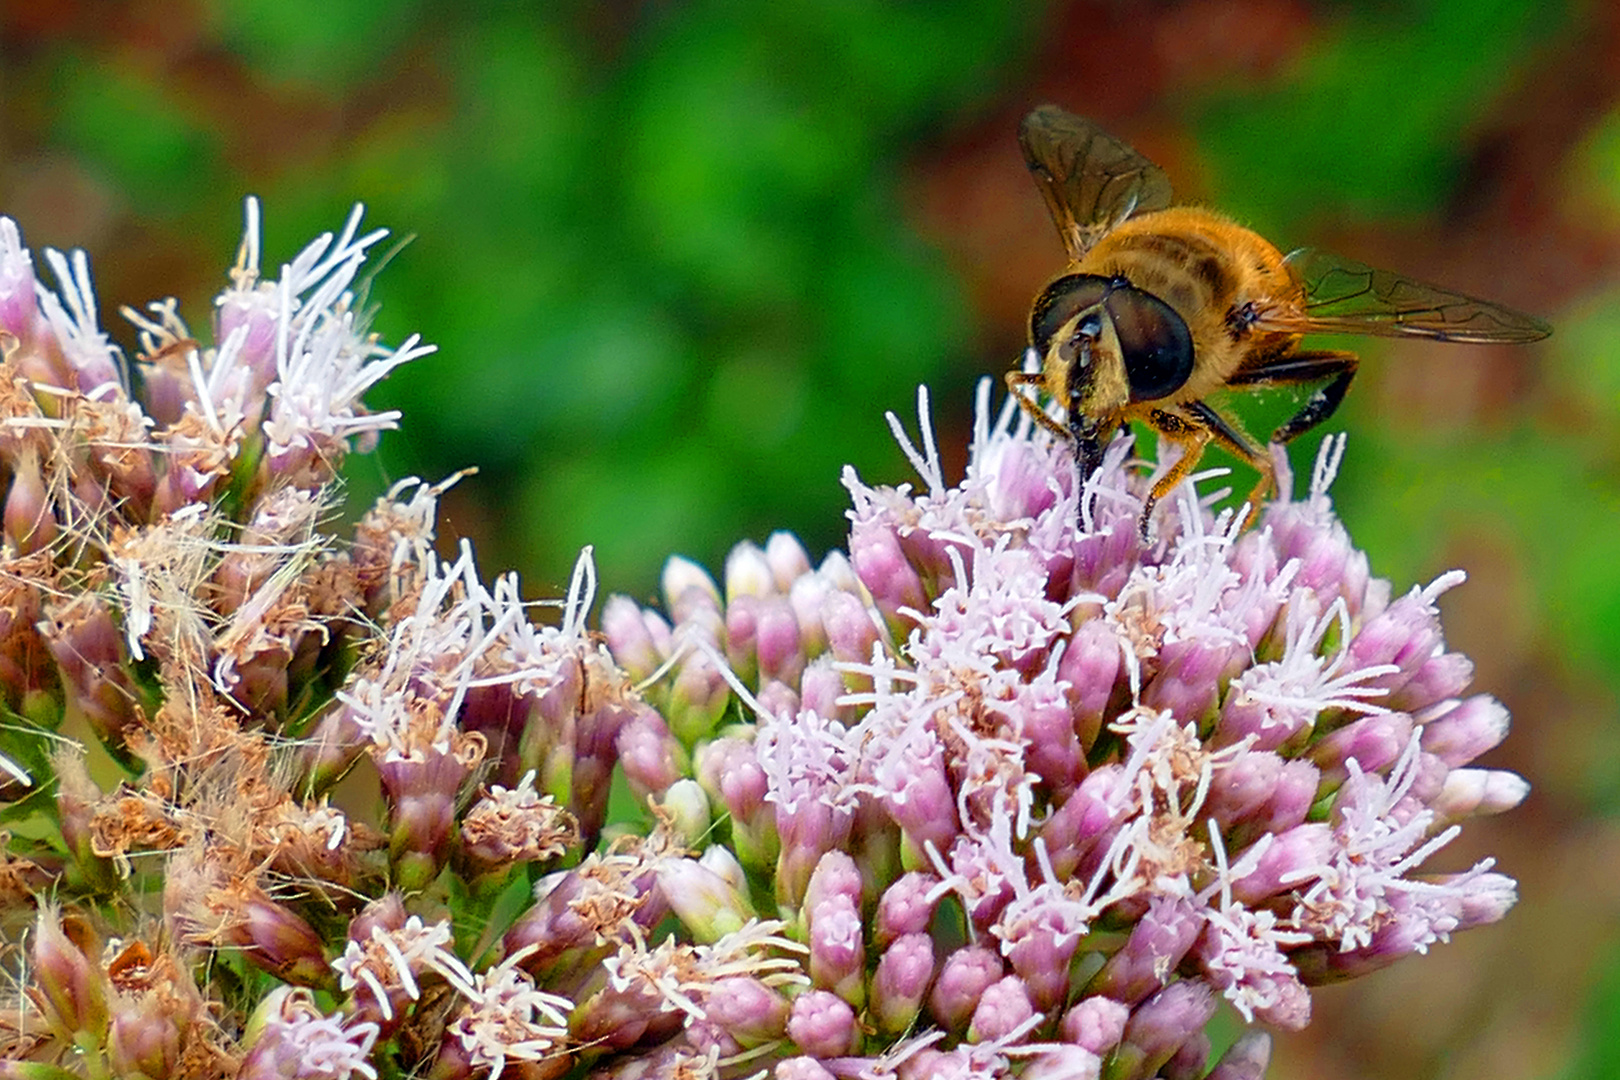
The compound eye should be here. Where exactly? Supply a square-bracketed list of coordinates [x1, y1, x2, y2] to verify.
[1029, 274, 1111, 354]
[1104, 285, 1194, 401]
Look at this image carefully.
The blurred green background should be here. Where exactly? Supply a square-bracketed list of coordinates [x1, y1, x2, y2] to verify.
[3, 1, 1618, 1077]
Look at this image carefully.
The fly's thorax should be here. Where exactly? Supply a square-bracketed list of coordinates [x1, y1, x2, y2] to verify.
[1074, 208, 1298, 396]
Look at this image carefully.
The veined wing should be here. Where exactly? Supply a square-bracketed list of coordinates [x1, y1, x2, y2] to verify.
[1258, 247, 1551, 343]
[1019, 106, 1174, 263]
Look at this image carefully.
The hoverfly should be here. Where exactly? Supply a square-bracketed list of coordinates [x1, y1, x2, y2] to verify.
[1007, 105, 1550, 534]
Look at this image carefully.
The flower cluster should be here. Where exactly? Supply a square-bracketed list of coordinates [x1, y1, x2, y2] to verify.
[0, 203, 1523, 1080]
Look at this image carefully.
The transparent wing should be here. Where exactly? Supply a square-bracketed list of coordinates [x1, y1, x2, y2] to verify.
[1019, 105, 1174, 263]
[1257, 247, 1551, 343]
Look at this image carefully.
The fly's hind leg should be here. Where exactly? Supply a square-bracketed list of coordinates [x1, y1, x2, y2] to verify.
[1005, 370, 1070, 440]
[1184, 400, 1270, 528]
[1227, 350, 1360, 443]
[1225, 349, 1358, 517]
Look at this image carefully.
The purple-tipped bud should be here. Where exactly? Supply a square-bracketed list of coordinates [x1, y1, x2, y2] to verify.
[1450, 871, 1519, 929]
[1344, 583, 1449, 696]
[967, 974, 1035, 1044]
[239, 897, 332, 987]
[602, 595, 667, 682]
[1205, 1030, 1272, 1080]
[755, 595, 807, 686]
[1024, 1047, 1103, 1080]
[1142, 640, 1237, 725]
[33, 907, 107, 1041]
[655, 856, 755, 943]
[804, 850, 863, 915]
[875, 871, 940, 947]
[726, 594, 764, 687]
[726, 539, 777, 603]
[929, 944, 1003, 1032]
[765, 531, 813, 591]
[1241, 759, 1322, 841]
[1386, 651, 1474, 713]
[663, 555, 722, 624]
[1229, 823, 1335, 905]
[1088, 896, 1203, 1004]
[822, 589, 881, 670]
[616, 706, 687, 801]
[787, 989, 857, 1058]
[798, 657, 845, 721]
[4, 451, 55, 554]
[1161, 1033, 1211, 1080]
[1110, 980, 1218, 1080]
[1431, 767, 1530, 823]
[1419, 694, 1510, 768]
[704, 976, 790, 1047]
[1060, 995, 1130, 1056]
[808, 893, 866, 1006]
[1058, 617, 1122, 750]
[849, 521, 926, 628]
[775, 1057, 837, 1080]
[1040, 765, 1128, 880]
[666, 646, 732, 745]
[1203, 751, 1289, 831]
[871, 931, 935, 1034]
[757, 677, 800, 719]
[1310, 711, 1414, 787]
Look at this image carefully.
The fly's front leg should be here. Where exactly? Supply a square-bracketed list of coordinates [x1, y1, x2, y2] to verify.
[1139, 409, 1213, 540]
[1005, 370, 1070, 440]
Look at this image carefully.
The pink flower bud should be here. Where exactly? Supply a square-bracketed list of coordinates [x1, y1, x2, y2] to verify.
[968, 974, 1035, 1044]
[663, 555, 721, 623]
[929, 944, 1003, 1032]
[1206, 1030, 1272, 1080]
[1344, 583, 1449, 696]
[804, 850, 863, 914]
[1023, 1046, 1104, 1080]
[775, 1057, 837, 1080]
[871, 931, 935, 1034]
[33, 907, 106, 1041]
[1431, 767, 1530, 823]
[1311, 711, 1414, 787]
[875, 871, 939, 947]
[1058, 618, 1122, 750]
[1111, 980, 1217, 1080]
[765, 531, 813, 591]
[655, 856, 755, 943]
[1087, 896, 1202, 1004]
[726, 540, 776, 602]
[849, 520, 926, 628]
[1060, 995, 1130, 1055]
[1419, 694, 1510, 767]
[1387, 651, 1474, 712]
[787, 989, 857, 1058]
[1228, 823, 1335, 905]
[704, 976, 790, 1046]
[616, 706, 686, 801]
[602, 594, 667, 681]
